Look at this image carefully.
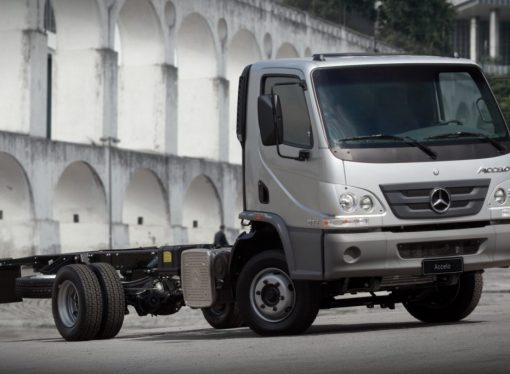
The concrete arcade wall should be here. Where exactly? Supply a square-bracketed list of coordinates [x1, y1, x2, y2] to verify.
[0, 0, 385, 257]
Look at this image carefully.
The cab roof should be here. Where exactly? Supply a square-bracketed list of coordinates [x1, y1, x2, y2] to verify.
[252, 54, 479, 72]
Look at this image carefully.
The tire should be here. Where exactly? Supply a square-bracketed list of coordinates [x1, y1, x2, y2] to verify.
[89, 263, 125, 339]
[202, 302, 244, 329]
[15, 275, 54, 299]
[404, 272, 483, 323]
[236, 250, 320, 336]
[52, 264, 103, 341]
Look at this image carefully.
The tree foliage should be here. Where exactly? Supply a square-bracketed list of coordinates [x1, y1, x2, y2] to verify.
[378, 0, 455, 55]
[488, 76, 510, 123]
[282, 0, 455, 56]
[282, 0, 376, 26]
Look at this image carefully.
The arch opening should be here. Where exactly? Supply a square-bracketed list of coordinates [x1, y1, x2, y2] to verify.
[53, 162, 107, 253]
[49, 0, 111, 144]
[116, 0, 168, 152]
[176, 13, 219, 159]
[122, 169, 171, 247]
[276, 42, 299, 58]
[226, 30, 262, 164]
[182, 175, 222, 244]
[0, 153, 34, 258]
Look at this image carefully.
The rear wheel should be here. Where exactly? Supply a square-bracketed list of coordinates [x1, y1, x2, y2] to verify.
[202, 302, 244, 329]
[52, 264, 103, 341]
[404, 272, 483, 323]
[89, 263, 125, 339]
[237, 250, 320, 336]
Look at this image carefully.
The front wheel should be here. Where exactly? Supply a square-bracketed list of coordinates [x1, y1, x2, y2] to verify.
[404, 272, 483, 323]
[236, 250, 320, 336]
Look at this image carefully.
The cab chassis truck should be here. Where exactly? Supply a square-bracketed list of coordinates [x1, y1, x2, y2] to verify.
[2, 54, 510, 341]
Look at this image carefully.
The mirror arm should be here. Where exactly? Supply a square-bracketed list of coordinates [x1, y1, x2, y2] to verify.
[275, 144, 309, 162]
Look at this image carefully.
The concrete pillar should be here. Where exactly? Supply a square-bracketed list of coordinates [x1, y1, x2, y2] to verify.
[34, 219, 61, 255]
[52, 48, 118, 145]
[216, 77, 230, 162]
[490, 9, 500, 60]
[165, 65, 179, 155]
[221, 166, 237, 229]
[112, 223, 129, 249]
[117, 64, 177, 154]
[0, 5, 47, 137]
[110, 149, 127, 249]
[30, 152, 61, 254]
[470, 16, 479, 62]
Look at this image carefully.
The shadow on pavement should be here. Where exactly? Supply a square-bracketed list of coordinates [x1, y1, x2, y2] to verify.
[115, 319, 484, 342]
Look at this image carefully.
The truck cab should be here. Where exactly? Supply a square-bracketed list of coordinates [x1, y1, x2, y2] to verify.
[217, 54, 510, 335]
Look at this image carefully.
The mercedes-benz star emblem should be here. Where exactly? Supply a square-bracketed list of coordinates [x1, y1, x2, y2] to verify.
[430, 188, 451, 214]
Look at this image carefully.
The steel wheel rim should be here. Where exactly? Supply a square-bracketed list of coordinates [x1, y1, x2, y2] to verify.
[249, 267, 295, 323]
[57, 280, 80, 328]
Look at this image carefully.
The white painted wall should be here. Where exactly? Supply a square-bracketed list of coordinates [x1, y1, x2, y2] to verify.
[122, 169, 171, 247]
[182, 175, 222, 244]
[0, 0, 390, 256]
[116, 0, 173, 153]
[176, 13, 219, 160]
[53, 161, 108, 253]
[0, 0, 46, 137]
[118, 65, 170, 151]
[0, 152, 34, 258]
[52, 49, 116, 144]
[226, 30, 262, 164]
[276, 42, 300, 58]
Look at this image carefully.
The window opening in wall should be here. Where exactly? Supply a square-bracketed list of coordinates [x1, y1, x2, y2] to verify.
[44, 0, 56, 140]
[137, 216, 144, 225]
[193, 220, 198, 228]
[0, 210, 3, 220]
[46, 54, 52, 139]
[44, 0, 56, 34]
[73, 214, 79, 223]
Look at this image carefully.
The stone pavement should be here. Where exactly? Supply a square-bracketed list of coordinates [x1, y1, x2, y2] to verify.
[0, 268, 508, 331]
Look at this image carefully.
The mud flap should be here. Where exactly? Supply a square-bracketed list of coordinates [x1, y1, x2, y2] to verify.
[0, 265, 22, 303]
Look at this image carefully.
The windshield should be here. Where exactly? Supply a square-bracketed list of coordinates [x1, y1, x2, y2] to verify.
[313, 64, 509, 159]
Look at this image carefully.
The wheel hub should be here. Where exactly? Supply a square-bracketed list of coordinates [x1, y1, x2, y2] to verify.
[250, 268, 295, 322]
[57, 280, 79, 328]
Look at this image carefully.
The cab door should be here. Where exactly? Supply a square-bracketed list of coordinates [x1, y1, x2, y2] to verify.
[254, 70, 322, 227]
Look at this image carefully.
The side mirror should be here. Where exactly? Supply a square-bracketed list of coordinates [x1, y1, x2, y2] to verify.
[257, 95, 283, 146]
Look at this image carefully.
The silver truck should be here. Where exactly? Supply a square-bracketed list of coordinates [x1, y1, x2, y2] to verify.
[1, 54, 510, 340]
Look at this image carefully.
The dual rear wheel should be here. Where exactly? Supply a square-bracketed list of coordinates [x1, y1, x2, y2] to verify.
[52, 263, 125, 341]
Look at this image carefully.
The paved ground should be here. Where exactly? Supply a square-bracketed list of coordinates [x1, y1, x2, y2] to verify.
[1, 269, 510, 374]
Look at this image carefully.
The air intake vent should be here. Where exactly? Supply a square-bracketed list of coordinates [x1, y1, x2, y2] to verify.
[181, 249, 215, 308]
[397, 238, 484, 259]
[380, 274, 435, 288]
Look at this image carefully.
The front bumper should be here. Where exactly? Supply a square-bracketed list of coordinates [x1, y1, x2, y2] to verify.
[323, 222, 510, 280]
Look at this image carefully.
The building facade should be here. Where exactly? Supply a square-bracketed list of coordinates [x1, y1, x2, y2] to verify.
[0, 0, 385, 258]
[451, 0, 510, 74]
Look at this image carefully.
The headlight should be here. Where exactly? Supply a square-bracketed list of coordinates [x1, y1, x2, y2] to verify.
[495, 188, 507, 205]
[339, 193, 356, 213]
[359, 195, 374, 212]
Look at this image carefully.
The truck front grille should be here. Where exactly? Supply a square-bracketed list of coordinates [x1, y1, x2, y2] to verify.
[397, 238, 484, 259]
[380, 274, 435, 288]
[380, 179, 490, 219]
[181, 249, 214, 308]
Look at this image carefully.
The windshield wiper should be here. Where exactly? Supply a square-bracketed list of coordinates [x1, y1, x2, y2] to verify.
[425, 131, 506, 154]
[336, 134, 437, 160]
